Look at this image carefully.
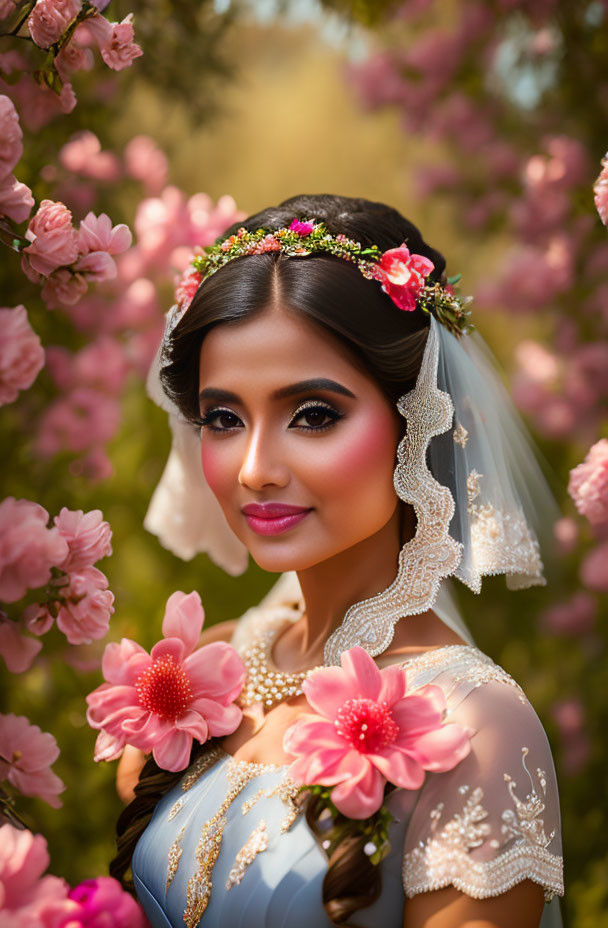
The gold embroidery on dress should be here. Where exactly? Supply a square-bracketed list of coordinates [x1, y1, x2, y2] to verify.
[453, 422, 469, 447]
[324, 318, 463, 665]
[226, 819, 269, 890]
[166, 824, 186, 895]
[183, 758, 301, 927]
[168, 797, 185, 821]
[240, 771, 302, 832]
[402, 750, 564, 903]
[180, 744, 224, 792]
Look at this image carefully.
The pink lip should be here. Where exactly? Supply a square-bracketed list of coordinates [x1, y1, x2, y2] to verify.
[242, 503, 312, 536]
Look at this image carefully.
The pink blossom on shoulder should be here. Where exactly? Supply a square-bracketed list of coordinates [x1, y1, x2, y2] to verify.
[0, 824, 77, 924]
[594, 152, 608, 226]
[568, 439, 608, 525]
[86, 591, 246, 771]
[0, 713, 66, 806]
[0, 95, 22, 181]
[0, 497, 69, 603]
[53, 507, 112, 572]
[23, 199, 79, 277]
[55, 566, 114, 644]
[27, 0, 82, 49]
[0, 172, 34, 223]
[0, 305, 45, 406]
[0, 617, 43, 672]
[283, 646, 471, 819]
[67, 876, 148, 928]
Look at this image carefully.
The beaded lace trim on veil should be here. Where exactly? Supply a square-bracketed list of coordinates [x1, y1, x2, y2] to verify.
[324, 317, 463, 666]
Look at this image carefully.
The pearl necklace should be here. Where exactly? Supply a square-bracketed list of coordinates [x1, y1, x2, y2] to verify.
[237, 612, 323, 710]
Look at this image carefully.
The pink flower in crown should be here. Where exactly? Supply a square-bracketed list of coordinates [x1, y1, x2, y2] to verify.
[371, 244, 435, 312]
[86, 591, 246, 772]
[283, 646, 471, 819]
[289, 218, 316, 236]
[175, 265, 203, 311]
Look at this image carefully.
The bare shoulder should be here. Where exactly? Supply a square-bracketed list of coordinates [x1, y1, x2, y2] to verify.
[197, 618, 239, 648]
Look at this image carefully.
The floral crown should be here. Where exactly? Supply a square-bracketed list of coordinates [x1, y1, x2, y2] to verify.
[171, 217, 473, 339]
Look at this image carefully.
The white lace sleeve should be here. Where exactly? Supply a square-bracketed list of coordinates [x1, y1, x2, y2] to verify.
[402, 677, 564, 903]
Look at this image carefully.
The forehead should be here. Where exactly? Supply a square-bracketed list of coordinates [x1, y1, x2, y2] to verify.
[198, 304, 372, 390]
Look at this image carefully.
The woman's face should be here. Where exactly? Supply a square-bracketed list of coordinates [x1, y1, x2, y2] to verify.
[197, 303, 404, 573]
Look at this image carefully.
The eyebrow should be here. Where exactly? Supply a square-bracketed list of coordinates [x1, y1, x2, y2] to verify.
[198, 377, 357, 406]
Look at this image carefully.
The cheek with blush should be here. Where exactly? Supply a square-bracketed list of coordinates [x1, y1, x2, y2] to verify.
[316, 414, 399, 499]
[200, 441, 232, 501]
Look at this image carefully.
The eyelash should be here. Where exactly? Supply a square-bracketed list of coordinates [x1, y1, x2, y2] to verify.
[196, 400, 344, 434]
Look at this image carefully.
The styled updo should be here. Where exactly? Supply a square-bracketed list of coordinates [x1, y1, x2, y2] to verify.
[111, 194, 448, 925]
[160, 192, 447, 425]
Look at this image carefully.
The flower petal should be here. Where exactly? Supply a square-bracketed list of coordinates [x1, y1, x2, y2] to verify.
[301, 667, 359, 720]
[190, 697, 242, 737]
[407, 722, 472, 772]
[392, 685, 446, 737]
[340, 646, 381, 701]
[174, 709, 209, 743]
[367, 746, 425, 790]
[283, 717, 344, 757]
[150, 636, 186, 664]
[288, 747, 367, 787]
[184, 641, 246, 703]
[161, 591, 205, 656]
[378, 663, 406, 707]
[101, 639, 149, 685]
[330, 759, 385, 819]
[153, 730, 193, 772]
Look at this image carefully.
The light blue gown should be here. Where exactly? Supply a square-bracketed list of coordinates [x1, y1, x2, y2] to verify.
[132, 643, 565, 928]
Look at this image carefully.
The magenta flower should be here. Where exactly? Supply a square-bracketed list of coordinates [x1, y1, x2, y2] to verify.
[283, 646, 471, 819]
[67, 876, 148, 928]
[289, 218, 315, 236]
[86, 591, 246, 772]
[371, 244, 435, 312]
[0, 713, 66, 807]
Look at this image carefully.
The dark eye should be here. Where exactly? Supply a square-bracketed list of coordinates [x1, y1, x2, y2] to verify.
[198, 408, 242, 432]
[290, 403, 343, 432]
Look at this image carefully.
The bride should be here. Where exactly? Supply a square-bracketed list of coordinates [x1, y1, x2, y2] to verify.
[110, 194, 564, 927]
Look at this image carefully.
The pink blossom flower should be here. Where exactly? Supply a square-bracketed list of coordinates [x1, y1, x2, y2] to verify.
[0, 617, 42, 672]
[568, 439, 608, 525]
[371, 244, 435, 313]
[74, 249, 117, 282]
[10, 73, 76, 132]
[0, 95, 22, 181]
[283, 646, 471, 819]
[86, 591, 246, 771]
[59, 131, 121, 182]
[289, 218, 315, 236]
[0, 497, 68, 603]
[67, 876, 148, 928]
[0, 305, 45, 406]
[36, 388, 121, 456]
[23, 199, 79, 278]
[53, 508, 112, 572]
[83, 12, 143, 71]
[41, 268, 88, 309]
[540, 592, 596, 637]
[580, 541, 608, 592]
[0, 0, 16, 20]
[124, 135, 168, 194]
[0, 172, 34, 223]
[0, 824, 76, 925]
[27, 0, 82, 48]
[55, 40, 94, 81]
[551, 698, 590, 776]
[78, 210, 132, 255]
[55, 566, 114, 645]
[0, 713, 65, 807]
[22, 602, 55, 637]
[594, 151, 608, 226]
[553, 516, 578, 556]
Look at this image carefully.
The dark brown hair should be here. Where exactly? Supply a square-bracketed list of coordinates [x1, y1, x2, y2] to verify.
[112, 193, 447, 923]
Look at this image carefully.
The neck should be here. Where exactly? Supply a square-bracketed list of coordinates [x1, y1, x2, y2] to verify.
[290, 503, 416, 665]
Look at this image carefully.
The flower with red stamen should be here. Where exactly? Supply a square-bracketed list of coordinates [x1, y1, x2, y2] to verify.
[283, 646, 471, 819]
[86, 591, 246, 772]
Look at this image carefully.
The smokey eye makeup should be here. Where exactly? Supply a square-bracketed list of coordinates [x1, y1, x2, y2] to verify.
[196, 399, 345, 433]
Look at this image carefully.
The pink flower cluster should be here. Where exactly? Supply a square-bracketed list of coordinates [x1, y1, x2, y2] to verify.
[0, 94, 34, 223]
[568, 439, 608, 526]
[59, 130, 121, 182]
[0, 824, 148, 927]
[87, 591, 246, 772]
[539, 591, 596, 638]
[0, 713, 65, 807]
[0, 499, 113, 672]
[594, 151, 608, 226]
[0, 305, 45, 406]
[21, 201, 132, 309]
[283, 646, 471, 819]
[551, 698, 590, 776]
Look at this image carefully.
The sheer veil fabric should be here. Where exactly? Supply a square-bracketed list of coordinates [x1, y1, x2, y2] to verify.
[144, 312, 559, 659]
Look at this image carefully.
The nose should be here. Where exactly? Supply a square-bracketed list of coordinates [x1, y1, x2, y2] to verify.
[238, 425, 289, 490]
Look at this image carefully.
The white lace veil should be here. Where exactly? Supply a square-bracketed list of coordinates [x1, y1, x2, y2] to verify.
[144, 309, 559, 663]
